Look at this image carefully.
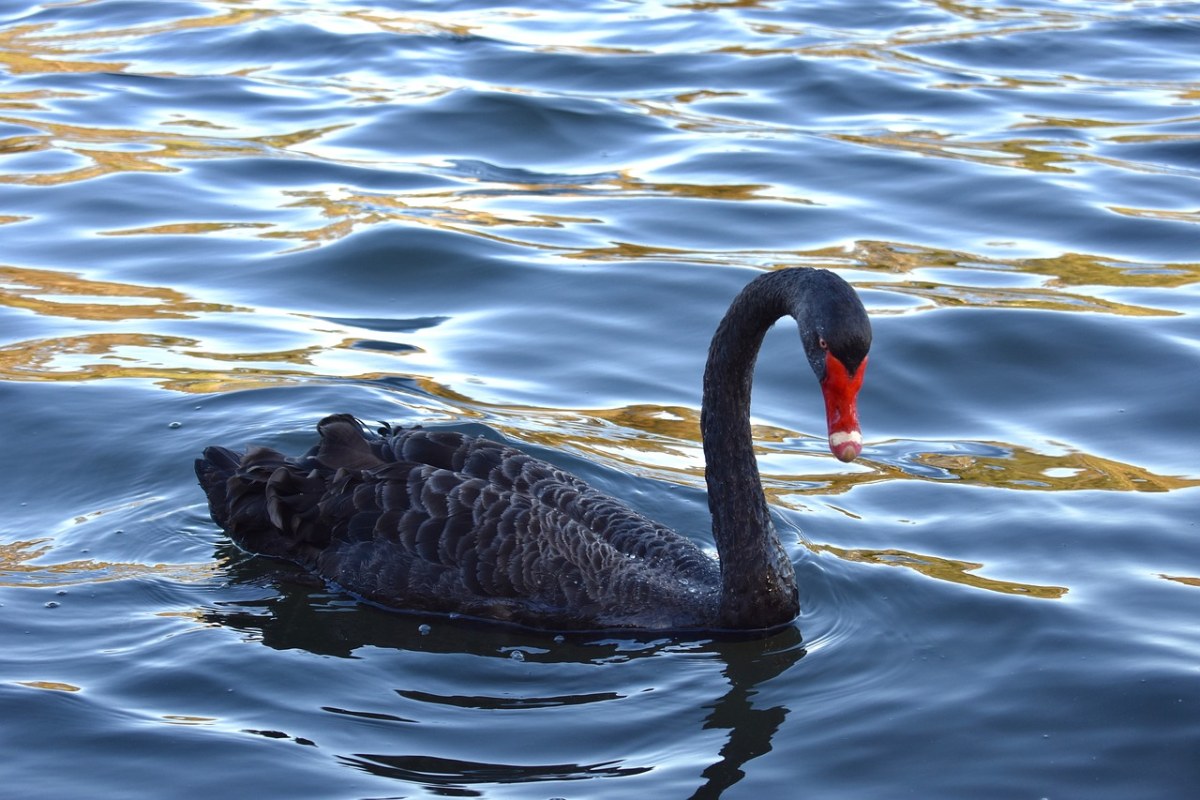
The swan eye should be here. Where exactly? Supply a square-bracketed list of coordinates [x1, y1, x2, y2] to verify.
[818, 337, 828, 350]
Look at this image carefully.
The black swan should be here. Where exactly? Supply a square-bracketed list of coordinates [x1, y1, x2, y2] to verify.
[196, 268, 871, 631]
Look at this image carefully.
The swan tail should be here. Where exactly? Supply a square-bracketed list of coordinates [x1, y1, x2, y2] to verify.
[194, 445, 242, 530]
[195, 438, 333, 563]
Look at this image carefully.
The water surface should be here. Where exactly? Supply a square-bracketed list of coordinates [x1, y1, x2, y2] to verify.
[2, 1, 1199, 797]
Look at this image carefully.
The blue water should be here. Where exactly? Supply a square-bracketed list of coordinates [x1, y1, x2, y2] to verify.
[2, 0, 1199, 797]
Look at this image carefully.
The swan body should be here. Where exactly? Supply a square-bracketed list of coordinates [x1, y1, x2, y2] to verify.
[196, 268, 872, 632]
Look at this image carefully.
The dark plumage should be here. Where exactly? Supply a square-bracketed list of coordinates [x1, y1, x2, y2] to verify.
[196, 268, 872, 632]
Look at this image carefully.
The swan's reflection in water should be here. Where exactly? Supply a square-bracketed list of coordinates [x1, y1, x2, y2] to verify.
[204, 548, 804, 799]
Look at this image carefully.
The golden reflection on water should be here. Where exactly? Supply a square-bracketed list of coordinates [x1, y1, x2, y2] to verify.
[1109, 206, 1200, 224]
[0, 114, 346, 186]
[324, 218, 1199, 321]
[0, 266, 322, 390]
[343, 8, 479, 39]
[2, 289, 1184, 601]
[161, 714, 220, 726]
[101, 221, 275, 237]
[243, 174, 801, 252]
[0, 23, 128, 75]
[223, 179, 1197, 312]
[104, 164, 1181, 311]
[0, 538, 218, 589]
[4, 3, 1193, 255]
[813, 543, 1067, 598]
[0, 89, 85, 112]
[253, 187, 591, 251]
[831, 131, 1081, 174]
[1, 260, 1191, 501]
[0, 331, 316, 392]
[386, 379, 1200, 498]
[912, 448, 1200, 493]
[0, 265, 240, 320]
[833, 125, 1200, 180]
[798, 242, 1200, 317]
[0, 7, 273, 76]
[15, 680, 82, 693]
[865, 279, 1178, 317]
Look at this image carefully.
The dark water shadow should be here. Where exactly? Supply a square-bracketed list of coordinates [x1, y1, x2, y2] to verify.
[204, 544, 805, 798]
[336, 752, 649, 797]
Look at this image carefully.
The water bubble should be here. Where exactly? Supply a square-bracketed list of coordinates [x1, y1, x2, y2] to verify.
[510, 650, 525, 662]
[553, 634, 565, 644]
[56, 590, 68, 597]
[418, 624, 431, 635]
[44, 601, 60, 609]
[168, 421, 182, 429]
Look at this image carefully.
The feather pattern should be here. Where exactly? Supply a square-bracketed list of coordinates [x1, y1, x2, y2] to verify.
[198, 414, 720, 630]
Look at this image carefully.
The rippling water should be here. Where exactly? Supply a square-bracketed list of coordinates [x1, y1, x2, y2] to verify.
[2, 0, 1199, 796]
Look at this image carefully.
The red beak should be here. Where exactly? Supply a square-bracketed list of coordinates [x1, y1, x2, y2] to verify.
[820, 352, 867, 462]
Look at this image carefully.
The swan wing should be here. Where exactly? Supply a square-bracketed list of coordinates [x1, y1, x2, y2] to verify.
[198, 415, 718, 628]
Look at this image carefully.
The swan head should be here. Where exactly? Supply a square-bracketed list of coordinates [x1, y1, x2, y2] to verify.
[798, 271, 872, 462]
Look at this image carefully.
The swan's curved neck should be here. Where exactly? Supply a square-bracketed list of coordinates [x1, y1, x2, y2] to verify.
[701, 270, 813, 629]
